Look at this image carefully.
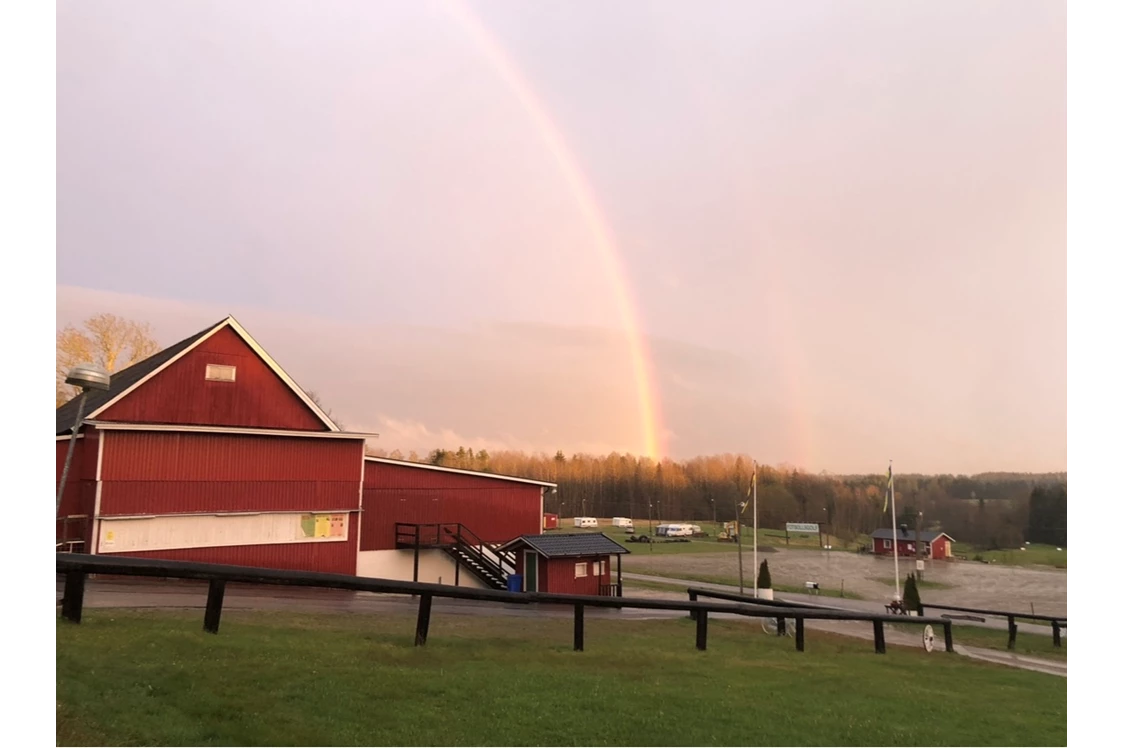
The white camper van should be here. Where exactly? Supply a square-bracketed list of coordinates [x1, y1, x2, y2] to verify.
[611, 517, 634, 530]
[573, 517, 598, 528]
[656, 523, 692, 537]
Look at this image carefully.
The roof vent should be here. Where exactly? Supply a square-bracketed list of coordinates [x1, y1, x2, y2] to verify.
[205, 364, 237, 382]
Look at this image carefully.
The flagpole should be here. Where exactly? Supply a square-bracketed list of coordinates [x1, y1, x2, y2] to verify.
[737, 514, 744, 595]
[889, 460, 900, 600]
[752, 465, 759, 597]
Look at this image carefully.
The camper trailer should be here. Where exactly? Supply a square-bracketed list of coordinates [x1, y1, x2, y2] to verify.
[656, 523, 692, 537]
[573, 517, 599, 528]
[611, 517, 634, 530]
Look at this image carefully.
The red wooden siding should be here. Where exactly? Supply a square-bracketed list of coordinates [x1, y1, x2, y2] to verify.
[541, 556, 613, 595]
[56, 434, 98, 548]
[360, 462, 542, 551]
[98, 326, 328, 431]
[102, 513, 359, 575]
[99, 431, 363, 516]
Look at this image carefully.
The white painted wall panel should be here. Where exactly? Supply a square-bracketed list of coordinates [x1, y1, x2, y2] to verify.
[99, 512, 349, 553]
[356, 550, 487, 589]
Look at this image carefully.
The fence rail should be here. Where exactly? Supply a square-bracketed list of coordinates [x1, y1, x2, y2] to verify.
[919, 603, 1066, 649]
[56, 554, 954, 656]
[686, 587, 955, 653]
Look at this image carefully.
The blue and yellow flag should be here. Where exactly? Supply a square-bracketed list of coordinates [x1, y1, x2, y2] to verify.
[883, 464, 894, 513]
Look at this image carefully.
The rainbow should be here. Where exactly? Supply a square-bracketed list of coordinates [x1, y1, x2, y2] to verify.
[444, 0, 666, 461]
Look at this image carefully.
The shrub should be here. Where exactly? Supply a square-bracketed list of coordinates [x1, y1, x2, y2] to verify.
[758, 560, 772, 589]
[903, 573, 922, 612]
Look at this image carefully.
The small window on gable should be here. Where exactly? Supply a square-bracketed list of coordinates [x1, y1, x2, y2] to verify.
[575, 562, 588, 578]
[205, 364, 237, 382]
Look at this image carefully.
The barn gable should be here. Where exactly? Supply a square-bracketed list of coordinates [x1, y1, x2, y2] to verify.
[56, 316, 338, 434]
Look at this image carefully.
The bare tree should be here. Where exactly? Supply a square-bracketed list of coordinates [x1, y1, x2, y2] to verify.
[305, 390, 344, 430]
[56, 313, 160, 406]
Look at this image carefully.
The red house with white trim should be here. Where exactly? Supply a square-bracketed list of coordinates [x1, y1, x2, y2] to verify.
[55, 316, 570, 589]
[870, 529, 955, 559]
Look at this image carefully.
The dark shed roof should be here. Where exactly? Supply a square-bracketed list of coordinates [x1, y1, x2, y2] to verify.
[870, 529, 955, 543]
[498, 532, 630, 558]
[55, 321, 222, 435]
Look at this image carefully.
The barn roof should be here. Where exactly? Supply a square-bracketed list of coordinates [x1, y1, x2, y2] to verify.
[870, 529, 956, 542]
[56, 322, 218, 435]
[55, 316, 341, 435]
[497, 532, 630, 558]
[365, 456, 557, 489]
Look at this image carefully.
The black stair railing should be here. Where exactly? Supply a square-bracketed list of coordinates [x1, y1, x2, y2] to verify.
[394, 522, 517, 589]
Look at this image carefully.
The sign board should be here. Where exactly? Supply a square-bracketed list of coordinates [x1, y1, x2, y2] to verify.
[786, 522, 820, 534]
[916, 560, 925, 572]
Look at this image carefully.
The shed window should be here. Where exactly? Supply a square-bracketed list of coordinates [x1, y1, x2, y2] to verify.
[575, 562, 588, 578]
[592, 561, 601, 575]
[205, 364, 237, 382]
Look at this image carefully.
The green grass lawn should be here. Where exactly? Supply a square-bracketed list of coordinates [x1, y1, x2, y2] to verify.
[956, 544, 1067, 569]
[874, 576, 954, 590]
[57, 610, 1065, 747]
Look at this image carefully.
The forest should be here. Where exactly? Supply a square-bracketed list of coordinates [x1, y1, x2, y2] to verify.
[368, 446, 1067, 550]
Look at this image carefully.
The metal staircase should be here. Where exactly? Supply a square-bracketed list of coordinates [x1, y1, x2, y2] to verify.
[394, 523, 517, 590]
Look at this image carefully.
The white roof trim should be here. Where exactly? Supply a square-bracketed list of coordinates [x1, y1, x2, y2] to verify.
[86, 421, 375, 440]
[85, 316, 341, 432]
[364, 456, 557, 488]
[55, 433, 85, 441]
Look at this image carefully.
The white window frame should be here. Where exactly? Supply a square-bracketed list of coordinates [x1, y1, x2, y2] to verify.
[575, 562, 588, 578]
[205, 364, 237, 382]
[592, 561, 601, 576]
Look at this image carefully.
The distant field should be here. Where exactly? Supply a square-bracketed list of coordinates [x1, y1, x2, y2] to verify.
[58, 610, 1065, 746]
[957, 544, 1067, 569]
[560, 520, 864, 555]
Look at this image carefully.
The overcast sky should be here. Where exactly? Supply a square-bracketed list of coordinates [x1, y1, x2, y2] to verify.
[56, 0, 1066, 474]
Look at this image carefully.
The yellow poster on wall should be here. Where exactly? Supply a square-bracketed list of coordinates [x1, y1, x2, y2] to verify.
[314, 514, 331, 538]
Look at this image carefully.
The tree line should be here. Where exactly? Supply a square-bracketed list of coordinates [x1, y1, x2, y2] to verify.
[367, 445, 1067, 550]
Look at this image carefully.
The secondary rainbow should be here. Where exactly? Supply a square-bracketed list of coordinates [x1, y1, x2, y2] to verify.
[444, 0, 666, 461]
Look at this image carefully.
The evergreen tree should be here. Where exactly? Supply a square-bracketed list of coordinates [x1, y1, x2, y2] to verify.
[758, 560, 772, 589]
[903, 573, 922, 612]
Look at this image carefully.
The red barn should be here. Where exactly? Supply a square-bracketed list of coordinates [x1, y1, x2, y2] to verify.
[55, 316, 369, 574]
[358, 458, 556, 589]
[871, 529, 955, 560]
[498, 533, 629, 596]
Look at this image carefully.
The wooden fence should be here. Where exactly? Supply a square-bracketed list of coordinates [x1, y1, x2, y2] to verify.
[919, 602, 1066, 649]
[56, 554, 955, 655]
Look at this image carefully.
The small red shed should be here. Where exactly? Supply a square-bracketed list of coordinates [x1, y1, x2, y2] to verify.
[543, 513, 559, 531]
[871, 529, 955, 559]
[498, 533, 629, 596]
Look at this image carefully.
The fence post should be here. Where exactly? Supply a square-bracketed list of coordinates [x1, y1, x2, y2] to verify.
[873, 620, 886, 654]
[574, 604, 585, 652]
[943, 621, 954, 653]
[414, 594, 433, 646]
[203, 580, 226, 634]
[61, 571, 86, 624]
[1007, 615, 1017, 650]
[777, 616, 786, 637]
[688, 591, 698, 621]
[696, 609, 708, 651]
[795, 617, 805, 652]
[1052, 620, 1061, 648]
